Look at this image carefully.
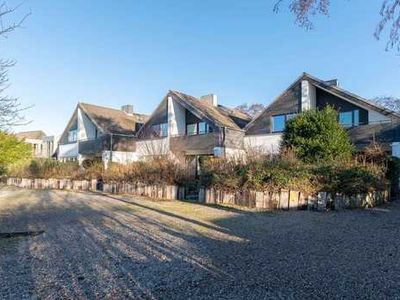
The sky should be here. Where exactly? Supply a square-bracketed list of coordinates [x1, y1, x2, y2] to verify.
[2, 0, 400, 136]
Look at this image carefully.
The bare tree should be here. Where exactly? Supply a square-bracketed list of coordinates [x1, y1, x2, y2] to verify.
[235, 103, 265, 117]
[373, 95, 400, 112]
[274, 0, 400, 51]
[375, 0, 400, 51]
[0, 2, 30, 130]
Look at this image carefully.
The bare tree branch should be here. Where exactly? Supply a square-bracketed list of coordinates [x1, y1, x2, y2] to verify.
[275, 0, 400, 51]
[0, 2, 31, 130]
[235, 103, 265, 117]
[274, 0, 330, 30]
[373, 95, 400, 112]
[375, 0, 400, 51]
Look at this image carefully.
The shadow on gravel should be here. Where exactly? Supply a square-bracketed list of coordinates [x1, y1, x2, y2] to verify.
[0, 230, 44, 239]
[1, 188, 400, 299]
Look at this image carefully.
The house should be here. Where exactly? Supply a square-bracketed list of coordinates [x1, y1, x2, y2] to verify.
[56, 73, 400, 166]
[135, 90, 251, 165]
[244, 73, 400, 156]
[16, 130, 58, 158]
[57, 102, 148, 165]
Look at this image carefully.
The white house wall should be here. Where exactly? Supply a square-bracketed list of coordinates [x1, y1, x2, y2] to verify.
[301, 80, 316, 111]
[168, 96, 186, 136]
[58, 143, 79, 158]
[368, 109, 391, 124]
[102, 150, 139, 164]
[77, 108, 97, 141]
[244, 134, 282, 154]
[392, 143, 400, 158]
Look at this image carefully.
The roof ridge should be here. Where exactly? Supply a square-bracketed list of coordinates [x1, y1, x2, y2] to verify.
[80, 102, 148, 118]
[304, 74, 400, 118]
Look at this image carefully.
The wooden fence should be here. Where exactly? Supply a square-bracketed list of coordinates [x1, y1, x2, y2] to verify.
[5, 178, 390, 210]
[6, 178, 179, 200]
[199, 188, 390, 210]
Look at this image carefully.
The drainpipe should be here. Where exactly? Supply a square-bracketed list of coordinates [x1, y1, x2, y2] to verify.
[109, 133, 113, 163]
[222, 127, 226, 157]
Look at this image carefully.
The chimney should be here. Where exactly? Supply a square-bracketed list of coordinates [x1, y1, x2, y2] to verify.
[200, 94, 218, 106]
[121, 104, 134, 114]
[324, 79, 339, 87]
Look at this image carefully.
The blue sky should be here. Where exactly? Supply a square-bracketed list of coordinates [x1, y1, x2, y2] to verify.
[2, 0, 400, 135]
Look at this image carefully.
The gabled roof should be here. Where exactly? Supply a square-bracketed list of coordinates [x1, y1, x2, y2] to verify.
[169, 90, 251, 130]
[16, 130, 47, 140]
[245, 72, 400, 132]
[302, 73, 400, 120]
[347, 121, 400, 150]
[78, 102, 149, 135]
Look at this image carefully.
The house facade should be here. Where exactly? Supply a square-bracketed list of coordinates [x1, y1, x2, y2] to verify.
[16, 131, 58, 158]
[55, 73, 400, 166]
[57, 103, 148, 165]
[135, 90, 251, 163]
[244, 73, 400, 155]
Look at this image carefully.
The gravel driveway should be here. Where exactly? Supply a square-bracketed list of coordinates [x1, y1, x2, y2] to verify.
[1, 186, 400, 299]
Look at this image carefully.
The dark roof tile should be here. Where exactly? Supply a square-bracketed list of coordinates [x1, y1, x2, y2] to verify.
[79, 103, 148, 135]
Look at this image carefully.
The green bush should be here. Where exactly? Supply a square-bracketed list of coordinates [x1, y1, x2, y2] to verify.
[8, 159, 81, 179]
[281, 106, 354, 162]
[0, 131, 32, 175]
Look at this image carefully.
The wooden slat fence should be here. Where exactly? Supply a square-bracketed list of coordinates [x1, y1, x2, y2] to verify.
[6, 178, 390, 210]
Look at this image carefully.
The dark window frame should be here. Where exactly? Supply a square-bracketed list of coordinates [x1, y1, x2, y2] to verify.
[339, 109, 360, 128]
[186, 123, 198, 136]
[186, 121, 212, 136]
[151, 122, 168, 138]
[271, 113, 297, 133]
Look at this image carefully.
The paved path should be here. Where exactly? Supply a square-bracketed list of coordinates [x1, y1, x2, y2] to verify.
[1, 186, 400, 299]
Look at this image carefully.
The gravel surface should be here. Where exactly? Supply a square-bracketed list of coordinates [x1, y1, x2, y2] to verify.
[0, 186, 400, 299]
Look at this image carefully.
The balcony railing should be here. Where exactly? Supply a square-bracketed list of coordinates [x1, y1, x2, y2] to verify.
[58, 142, 79, 158]
[78, 135, 137, 155]
[170, 133, 218, 155]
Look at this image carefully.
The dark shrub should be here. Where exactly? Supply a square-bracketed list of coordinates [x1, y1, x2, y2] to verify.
[386, 157, 400, 195]
[313, 161, 387, 195]
[281, 106, 354, 162]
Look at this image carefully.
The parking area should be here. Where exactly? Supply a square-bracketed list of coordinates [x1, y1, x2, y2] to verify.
[1, 186, 400, 299]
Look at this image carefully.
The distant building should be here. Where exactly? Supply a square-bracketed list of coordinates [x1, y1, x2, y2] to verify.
[16, 130, 58, 158]
[56, 102, 148, 165]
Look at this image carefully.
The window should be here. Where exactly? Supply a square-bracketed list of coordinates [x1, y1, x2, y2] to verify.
[186, 123, 198, 135]
[272, 115, 286, 132]
[353, 110, 359, 126]
[271, 113, 298, 133]
[198, 122, 210, 134]
[186, 122, 212, 135]
[160, 123, 168, 137]
[151, 123, 168, 137]
[68, 130, 77, 142]
[339, 110, 359, 127]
